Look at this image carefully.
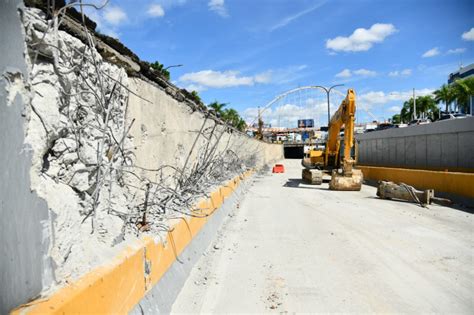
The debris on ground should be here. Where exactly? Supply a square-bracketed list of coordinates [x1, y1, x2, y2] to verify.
[376, 181, 434, 207]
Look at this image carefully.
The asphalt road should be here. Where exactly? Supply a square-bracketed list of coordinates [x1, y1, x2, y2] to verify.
[171, 159, 473, 313]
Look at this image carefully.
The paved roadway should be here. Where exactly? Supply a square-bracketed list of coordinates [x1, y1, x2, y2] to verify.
[171, 159, 473, 313]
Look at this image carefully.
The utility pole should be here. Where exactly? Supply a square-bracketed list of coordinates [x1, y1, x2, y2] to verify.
[313, 84, 344, 126]
[257, 106, 263, 140]
[413, 88, 416, 120]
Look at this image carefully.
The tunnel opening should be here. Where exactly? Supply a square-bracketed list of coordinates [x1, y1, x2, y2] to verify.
[284, 146, 304, 159]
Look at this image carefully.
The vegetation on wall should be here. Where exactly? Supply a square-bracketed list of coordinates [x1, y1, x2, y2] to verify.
[207, 101, 247, 132]
[149, 61, 170, 80]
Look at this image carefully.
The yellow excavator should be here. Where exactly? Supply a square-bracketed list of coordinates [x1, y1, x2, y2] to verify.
[301, 89, 363, 191]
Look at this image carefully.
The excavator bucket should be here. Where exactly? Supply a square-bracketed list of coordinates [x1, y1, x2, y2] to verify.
[329, 169, 363, 191]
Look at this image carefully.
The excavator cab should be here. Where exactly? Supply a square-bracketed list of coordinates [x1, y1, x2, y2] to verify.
[302, 89, 363, 191]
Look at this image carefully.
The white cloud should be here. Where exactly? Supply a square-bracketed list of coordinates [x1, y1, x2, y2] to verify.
[326, 23, 397, 52]
[335, 69, 352, 78]
[422, 47, 440, 58]
[208, 0, 228, 17]
[462, 27, 474, 41]
[353, 69, 377, 77]
[335, 68, 376, 78]
[103, 6, 127, 25]
[446, 48, 466, 54]
[261, 65, 308, 85]
[388, 68, 412, 77]
[243, 100, 336, 128]
[358, 88, 435, 109]
[270, 1, 326, 31]
[254, 72, 272, 84]
[179, 70, 269, 89]
[147, 4, 165, 17]
[388, 106, 401, 113]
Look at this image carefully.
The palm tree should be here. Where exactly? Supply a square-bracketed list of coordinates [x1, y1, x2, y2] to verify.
[434, 84, 455, 113]
[391, 114, 401, 124]
[400, 98, 414, 122]
[452, 77, 474, 113]
[416, 95, 439, 120]
[222, 108, 240, 126]
[150, 61, 171, 80]
[236, 118, 247, 131]
[208, 101, 227, 117]
[400, 95, 439, 122]
[190, 91, 201, 103]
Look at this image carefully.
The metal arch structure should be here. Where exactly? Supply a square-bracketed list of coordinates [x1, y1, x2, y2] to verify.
[250, 85, 345, 126]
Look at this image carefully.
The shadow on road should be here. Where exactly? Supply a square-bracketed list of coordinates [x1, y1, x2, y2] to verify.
[283, 178, 332, 191]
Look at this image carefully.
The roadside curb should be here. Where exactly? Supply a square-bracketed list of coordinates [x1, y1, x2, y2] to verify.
[12, 170, 254, 314]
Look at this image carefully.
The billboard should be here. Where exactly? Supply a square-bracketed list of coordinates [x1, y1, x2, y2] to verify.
[297, 119, 314, 128]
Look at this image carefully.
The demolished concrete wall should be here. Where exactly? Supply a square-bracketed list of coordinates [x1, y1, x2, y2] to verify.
[1, 2, 283, 312]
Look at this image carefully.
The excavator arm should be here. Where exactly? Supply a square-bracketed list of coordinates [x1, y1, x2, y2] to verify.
[325, 89, 356, 171]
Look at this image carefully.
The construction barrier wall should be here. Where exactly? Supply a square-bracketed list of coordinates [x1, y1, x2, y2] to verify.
[356, 117, 474, 172]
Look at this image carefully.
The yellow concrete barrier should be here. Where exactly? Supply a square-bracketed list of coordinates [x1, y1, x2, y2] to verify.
[359, 166, 474, 198]
[12, 170, 254, 314]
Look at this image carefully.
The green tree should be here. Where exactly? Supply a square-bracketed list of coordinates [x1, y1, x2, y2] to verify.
[150, 61, 170, 80]
[190, 91, 201, 103]
[434, 84, 455, 113]
[208, 101, 227, 117]
[452, 77, 474, 113]
[417, 95, 439, 121]
[391, 114, 401, 124]
[236, 118, 247, 132]
[400, 95, 439, 122]
[222, 108, 240, 126]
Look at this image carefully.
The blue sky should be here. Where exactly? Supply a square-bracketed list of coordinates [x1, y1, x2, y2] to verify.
[87, 0, 474, 126]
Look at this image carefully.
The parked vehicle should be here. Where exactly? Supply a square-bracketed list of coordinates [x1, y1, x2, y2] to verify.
[439, 113, 456, 120]
[376, 123, 396, 131]
[408, 118, 431, 125]
[438, 113, 469, 121]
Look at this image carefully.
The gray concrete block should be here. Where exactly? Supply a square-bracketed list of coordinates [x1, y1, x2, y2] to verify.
[381, 138, 390, 165]
[376, 139, 383, 164]
[405, 136, 416, 167]
[415, 135, 427, 168]
[441, 133, 458, 168]
[427, 134, 442, 168]
[388, 138, 398, 166]
[396, 137, 405, 166]
[457, 131, 474, 169]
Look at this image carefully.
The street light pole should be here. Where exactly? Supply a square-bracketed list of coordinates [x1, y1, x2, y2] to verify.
[413, 88, 416, 120]
[164, 64, 183, 70]
[313, 84, 344, 126]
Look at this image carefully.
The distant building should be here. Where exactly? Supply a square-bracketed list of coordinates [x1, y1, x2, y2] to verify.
[448, 63, 474, 84]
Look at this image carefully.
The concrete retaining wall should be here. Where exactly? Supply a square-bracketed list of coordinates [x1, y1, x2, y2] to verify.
[128, 78, 283, 178]
[356, 117, 474, 171]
